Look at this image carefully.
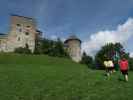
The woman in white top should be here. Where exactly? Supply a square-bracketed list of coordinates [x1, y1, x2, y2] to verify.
[104, 58, 114, 77]
[108, 60, 114, 73]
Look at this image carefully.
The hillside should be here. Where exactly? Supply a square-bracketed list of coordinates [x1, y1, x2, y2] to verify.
[0, 54, 133, 100]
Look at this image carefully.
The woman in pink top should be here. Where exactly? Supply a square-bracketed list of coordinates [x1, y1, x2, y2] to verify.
[119, 58, 129, 81]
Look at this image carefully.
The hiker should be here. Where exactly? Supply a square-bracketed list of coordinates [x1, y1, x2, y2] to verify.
[108, 59, 114, 74]
[119, 57, 129, 82]
[104, 59, 109, 77]
[104, 58, 114, 78]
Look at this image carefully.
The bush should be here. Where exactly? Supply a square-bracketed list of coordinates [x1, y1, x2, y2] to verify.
[14, 47, 31, 54]
[129, 58, 133, 71]
[48, 39, 69, 57]
[80, 52, 94, 69]
[34, 38, 69, 58]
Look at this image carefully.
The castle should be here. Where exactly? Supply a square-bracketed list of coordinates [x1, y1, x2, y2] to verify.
[0, 15, 82, 62]
[0, 15, 40, 52]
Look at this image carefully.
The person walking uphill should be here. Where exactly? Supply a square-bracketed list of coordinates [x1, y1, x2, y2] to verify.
[119, 57, 129, 82]
[104, 58, 114, 79]
[108, 59, 114, 74]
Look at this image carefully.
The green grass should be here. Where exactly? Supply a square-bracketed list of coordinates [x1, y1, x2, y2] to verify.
[0, 54, 133, 100]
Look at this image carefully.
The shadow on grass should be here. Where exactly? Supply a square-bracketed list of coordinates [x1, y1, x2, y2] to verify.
[118, 77, 125, 82]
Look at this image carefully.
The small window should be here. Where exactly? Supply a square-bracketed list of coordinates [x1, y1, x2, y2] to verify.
[25, 32, 29, 35]
[16, 24, 21, 27]
[19, 29, 22, 32]
[25, 43, 29, 49]
[26, 25, 31, 28]
[18, 37, 20, 41]
[16, 27, 22, 33]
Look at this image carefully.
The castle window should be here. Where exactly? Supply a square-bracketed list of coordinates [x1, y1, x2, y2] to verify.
[16, 24, 22, 32]
[16, 24, 21, 27]
[25, 43, 29, 49]
[26, 26, 31, 28]
[19, 28, 22, 32]
[25, 32, 29, 35]
[18, 37, 20, 41]
[16, 27, 22, 33]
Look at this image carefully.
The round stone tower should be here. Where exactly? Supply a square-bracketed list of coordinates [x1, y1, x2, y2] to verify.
[64, 35, 82, 62]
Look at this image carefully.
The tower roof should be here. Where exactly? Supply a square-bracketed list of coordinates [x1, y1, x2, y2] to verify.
[11, 14, 34, 20]
[64, 35, 81, 43]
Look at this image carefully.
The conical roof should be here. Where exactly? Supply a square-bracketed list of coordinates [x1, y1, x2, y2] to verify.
[64, 35, 81, 43]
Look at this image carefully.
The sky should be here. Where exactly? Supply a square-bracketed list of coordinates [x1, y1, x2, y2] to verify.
[0, 0, 133, 57]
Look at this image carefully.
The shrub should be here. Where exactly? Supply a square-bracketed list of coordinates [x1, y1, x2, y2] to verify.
[14, 47, 31, 54]
[34, 38, 69, 58]
[80, 52, 94, 69]
[129, 58, 133, 71]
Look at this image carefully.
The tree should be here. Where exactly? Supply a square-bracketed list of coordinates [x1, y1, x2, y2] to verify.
[48, 38, 69, 57]
[34, 37, 69, 58]
[95, 42, 129, 69]
[129, 57, 133, 70]
[81, 52, 94, 69]
[42, 38, 53, 54]
[34, 39, 43, 54]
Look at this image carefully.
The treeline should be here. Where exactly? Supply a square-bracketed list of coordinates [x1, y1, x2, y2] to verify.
[14, 38, 133, 70]
[14, 38, 69, 58]
[81, 42, 133, 71]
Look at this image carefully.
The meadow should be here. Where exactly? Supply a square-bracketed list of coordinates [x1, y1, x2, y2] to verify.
[0, 54, 133, 100]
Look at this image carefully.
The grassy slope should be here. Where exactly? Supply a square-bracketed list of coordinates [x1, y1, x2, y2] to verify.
[0, 54, 133, 100]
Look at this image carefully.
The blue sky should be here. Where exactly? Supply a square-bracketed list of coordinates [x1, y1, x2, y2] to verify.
[0, 0, 133, 56]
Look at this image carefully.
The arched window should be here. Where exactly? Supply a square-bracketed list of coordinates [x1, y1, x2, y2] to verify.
[18, 37, 20, 41]
[25, 43, 29, 49]
[26, 26, 31, 28]
[16, 24, 21, 27]
[25, 32, 29, 35]
[16, 24, 22, 33]
[17, 28, 22, 32]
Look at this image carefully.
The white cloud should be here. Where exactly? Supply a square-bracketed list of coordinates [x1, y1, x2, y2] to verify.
[130, 52, 133, 58]
[50, 35, 58, 40]
[50, 35, 66, 42]
[82, 18, 133, 56]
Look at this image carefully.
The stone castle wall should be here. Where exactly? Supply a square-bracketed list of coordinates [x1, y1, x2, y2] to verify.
[0, 15, 37, 52]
